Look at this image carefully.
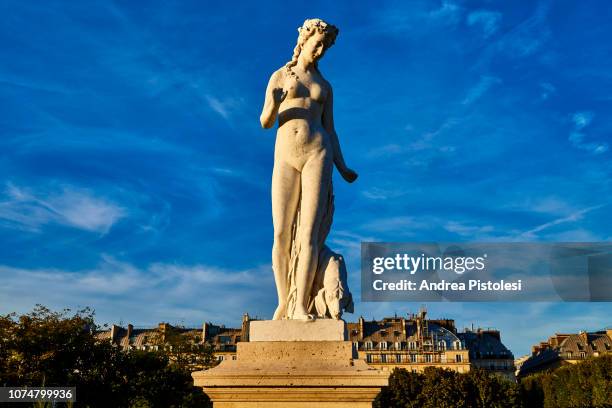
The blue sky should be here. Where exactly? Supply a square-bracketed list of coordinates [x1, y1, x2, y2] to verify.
[1, 0, 610, 356]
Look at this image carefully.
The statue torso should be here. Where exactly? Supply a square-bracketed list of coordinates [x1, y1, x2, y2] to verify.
[275, 68, 332, 169]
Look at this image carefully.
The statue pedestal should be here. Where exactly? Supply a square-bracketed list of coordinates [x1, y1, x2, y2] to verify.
[192, 320, 388, 408]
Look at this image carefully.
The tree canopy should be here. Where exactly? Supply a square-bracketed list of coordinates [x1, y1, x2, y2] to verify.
[0, 305, 212, 408]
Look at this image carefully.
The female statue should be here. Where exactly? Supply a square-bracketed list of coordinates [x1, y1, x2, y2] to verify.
[260, 19, 357, 320]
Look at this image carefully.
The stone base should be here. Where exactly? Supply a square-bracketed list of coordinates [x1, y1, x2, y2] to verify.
[192, 320, 388, 407]
[249, 319, 347, 341]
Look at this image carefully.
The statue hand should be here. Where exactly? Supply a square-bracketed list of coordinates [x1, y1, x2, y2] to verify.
[340, 167, 358, 183]
[272, 87, 287, 105]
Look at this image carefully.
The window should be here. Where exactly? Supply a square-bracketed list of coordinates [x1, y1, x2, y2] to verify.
[409, 341, 417, 350]
[438, 341, 446, 350]
[365, 341, 373, 350]
[580, 352, 586, 359]
[454, 341, 462, 350]
[396, 354, 402, 363]
[410, 354, 417, 363]
[456, 354, 462, 363]
[567, 351, 573, 358]
[217, 355, 224, 361]
[381, 354, 387, 363]
[219, 336, 231, 344]
[232, 355, 236, 360]
[353, 342, 360, 351]
[395, 342, 401, 350]
[425, 354, 433, 363]
[366, 354, 373, 363]
[380, 342, 388, 350]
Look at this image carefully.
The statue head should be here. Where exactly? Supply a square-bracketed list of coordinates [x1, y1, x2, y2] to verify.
[285, 18, 339, 76]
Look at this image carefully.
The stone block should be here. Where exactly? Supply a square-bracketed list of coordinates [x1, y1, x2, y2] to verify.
[248, 319, 347, 341]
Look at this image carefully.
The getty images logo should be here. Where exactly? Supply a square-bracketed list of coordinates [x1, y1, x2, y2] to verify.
[371, 253, 488, 275]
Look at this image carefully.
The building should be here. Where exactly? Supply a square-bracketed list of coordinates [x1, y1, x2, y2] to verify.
[95, 309, 514, 377]
[517, 329, 612, 377]
[347, 309, 514, 379]
[95, 314, 251, 368]
[347, 311, 470, 373]
[459, 328, 515, 380]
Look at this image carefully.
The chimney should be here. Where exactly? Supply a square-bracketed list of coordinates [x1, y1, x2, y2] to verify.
[401, 317, 406, 337]
[202, 322, 209, 343]
[579, 331, 588, 344]
[110, 324, 119, 344]
[359, 316, 364, 340]
[242, 313, 250, 342]
[159, 322, 168, 342]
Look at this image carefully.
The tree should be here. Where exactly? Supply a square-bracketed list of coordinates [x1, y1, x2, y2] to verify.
[519, 355, 612, 408]
[0, 305, 211, 408]
[374, 366, 523, 408]
[374, 368, 424, 408]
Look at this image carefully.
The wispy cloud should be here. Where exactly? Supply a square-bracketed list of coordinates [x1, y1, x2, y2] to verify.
[496, 2, 551, 58]
[568, 111, 608, 154]
[444, 221, 494, 237]
[366, 144, 404, 158]
[206, 95, 231, 119]
[467, 10, 502, 38]
[572, 111, 594, 130]
[361, 186, 409, 200]
[462, 76, 501, 105]
[369, 1, 463, 35]
[428, 2, 462, 23]
[506, 196, 580, 217]
[365, 119, 459, 165]
[539, 82, 556, 100]
[0, 183, 125, 234]
[0, 255, 273, 326]
[521, 204, 605, 238]
[360, 216, 430, 235]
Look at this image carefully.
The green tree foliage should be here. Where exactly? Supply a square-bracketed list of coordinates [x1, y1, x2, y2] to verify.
[376, 356, 611, 408]
[375, 367, 522, 408]
[0, 305, 212, 408]
[374, 368, 424, 408]
[519, 355, 612, 408]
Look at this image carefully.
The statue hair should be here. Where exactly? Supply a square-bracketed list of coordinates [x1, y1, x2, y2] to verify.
[285, 18, 339, 77]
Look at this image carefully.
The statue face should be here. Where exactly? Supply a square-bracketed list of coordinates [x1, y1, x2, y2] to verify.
[301, 31, 327, 64]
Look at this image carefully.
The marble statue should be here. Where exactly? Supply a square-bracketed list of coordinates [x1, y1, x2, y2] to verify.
[260, 18, 356, 320]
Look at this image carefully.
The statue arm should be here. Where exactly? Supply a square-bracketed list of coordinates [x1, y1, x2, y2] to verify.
[260, 70, 286, 129]
[323, 87, 358, 183]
